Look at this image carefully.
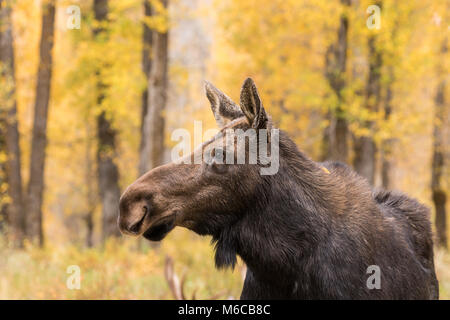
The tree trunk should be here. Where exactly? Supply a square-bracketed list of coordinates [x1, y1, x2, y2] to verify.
[94, 0, 121, 240]
[0, 0, 6, 230]
[85, 208, 94, 247]
[84, 122, 96, 247]
[381, 69, 394, 189]
[138, 0, 153, 176]
[140, 0, 169, 173]
[322, 0, 350, 163]
[353, 35, 381, 185]
[97, 113, 121, 240]
[353, 136, 376, 183]
[27, 0, 56, 246]
[380, 18, 399, 190]
[0, 117, 7, 232]
[0, 0, 25, 245]
[431, 38, 448, 249]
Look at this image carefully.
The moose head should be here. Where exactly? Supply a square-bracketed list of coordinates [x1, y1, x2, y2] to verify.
[117, 79, 439, 301]
[118, 78, 283, 243]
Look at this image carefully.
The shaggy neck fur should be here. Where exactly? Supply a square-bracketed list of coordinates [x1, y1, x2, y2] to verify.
[212, 132, 359, 286]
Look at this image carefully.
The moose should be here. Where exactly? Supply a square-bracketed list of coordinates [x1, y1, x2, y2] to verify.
[118, 78, 439, 299]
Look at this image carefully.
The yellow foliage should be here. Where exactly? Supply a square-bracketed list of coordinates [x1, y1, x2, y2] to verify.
[1, 0, 449, 301]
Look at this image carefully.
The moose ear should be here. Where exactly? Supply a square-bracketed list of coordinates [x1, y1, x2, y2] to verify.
[204, 81, 243, 127]
[239, 78, 268, 129]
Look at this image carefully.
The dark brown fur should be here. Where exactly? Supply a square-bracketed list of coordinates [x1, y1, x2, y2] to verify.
[118, 78, 438, 299]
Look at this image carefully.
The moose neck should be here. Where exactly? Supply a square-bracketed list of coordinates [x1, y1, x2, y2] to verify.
[214, 133, 345, 283]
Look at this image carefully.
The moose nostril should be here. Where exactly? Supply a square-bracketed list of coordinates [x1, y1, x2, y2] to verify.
[129, 221, 140, 234]
[128, 205, 149, 234]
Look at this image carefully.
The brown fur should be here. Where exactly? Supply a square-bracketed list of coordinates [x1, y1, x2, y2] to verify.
[118, 78, 438, 299]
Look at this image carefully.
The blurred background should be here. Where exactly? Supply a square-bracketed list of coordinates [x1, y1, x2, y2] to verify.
[0, 0, 449, 299]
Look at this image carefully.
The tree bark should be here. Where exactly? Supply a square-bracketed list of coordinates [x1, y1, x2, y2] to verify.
[0, 0, 5, 231]
[84, 122, 96, 247]
[140, 0, 169, 173]
[431, 38, 448, 249]
[0, 0, 25, 244]
[138, 0, 153, 176]
[381, 68, 394, 189]
[380, 18, 399, 190]
[85, 207, 94, 247]
[0, 110, 7, 232]
[322, 0, 350, 163]
[26, 0, 55, 246]
[0, 120, 6, 232]
[97, 112, 121, 240]
[353, 35, 381, 185]
[93, 0, 121, 240]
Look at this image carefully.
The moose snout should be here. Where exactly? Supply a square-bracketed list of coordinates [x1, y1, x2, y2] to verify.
[118, 191, 152, 236]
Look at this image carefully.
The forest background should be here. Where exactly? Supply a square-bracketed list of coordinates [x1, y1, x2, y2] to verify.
[0, 0, 449, 299]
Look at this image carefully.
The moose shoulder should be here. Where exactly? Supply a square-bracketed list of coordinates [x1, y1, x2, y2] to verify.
[118, 78, 439, 300]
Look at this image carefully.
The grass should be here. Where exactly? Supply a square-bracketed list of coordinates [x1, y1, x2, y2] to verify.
[435, 248, 450, 299]
[0, 229, 244, 299]
[0, 230, 449, 299]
